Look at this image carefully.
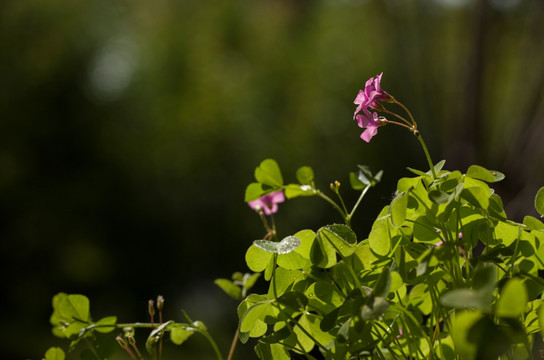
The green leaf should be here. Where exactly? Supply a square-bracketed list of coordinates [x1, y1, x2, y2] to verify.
[536, 187, 544, 217]
[170, 325, 194, 345]
[93, 316, 117, 334]
[433, 160, 446, 174]
[368, 217, 390, 256]
[246, 245, 273, 272]
[494, 221, 520, 246]
[254, 159, 283, 187]
[241, 301, 277, 333]
[284, 184, 315, 199]
[44, 347, 65, 360]
[472, 264, 497, 304]
[440, 289, 486, 310]
[539, 302, 544, 338]
[361, 296, 389, 320]
[245, 182, 265, 202]
[296, 166, 314, 185]
[451, 311, 483, 358]
[50, 293, 91, 338]
[310, 232, 337, 268]
[523, 216, 544, 231]
[254, 236, 301, 254]
[277, 291, 308, 310]
[277, 249, 311, 270]
[373, 266, 391, 298]
[461, 186, 489, 209]
[243, 273, 260, 292]
[318, 224, 357, 257]
[320, 307, 340, 332]
[255, 341, 290, 360]
[215, 279, 242, 300]
[390, 192, 408, 227]
[496, 278, 527, 318]
[466, 165, 505, 183]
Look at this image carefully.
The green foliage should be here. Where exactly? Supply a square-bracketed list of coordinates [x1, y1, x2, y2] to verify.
[40, 143, 544, 360]
[239, 159, 544, 360]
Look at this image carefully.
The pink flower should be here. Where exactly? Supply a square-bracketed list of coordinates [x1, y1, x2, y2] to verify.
[247, 190, 285, 215]
[353, 72, 391, 119]
[356, 109, 385, 143]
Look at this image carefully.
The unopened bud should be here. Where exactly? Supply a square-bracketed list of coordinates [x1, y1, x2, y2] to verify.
[148, 300, 155, 317]
[116, 335, 128, 349]
[413, 129, 420, 137]
[330, 183, 335, 190]
[335, 181, 341, 188]
[127, 335, 136, 346]
[156, 295, 164, 311]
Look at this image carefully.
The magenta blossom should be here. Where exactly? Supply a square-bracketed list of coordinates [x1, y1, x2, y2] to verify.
[248, 190, 285, 215]
[356, 109, 386, 143]
[353, 72, 391, 119]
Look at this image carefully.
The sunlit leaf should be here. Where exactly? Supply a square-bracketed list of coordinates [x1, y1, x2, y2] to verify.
[254, 236, 301, 254]
[466, 165, 505, 183]
[390, 191, 408, 227]
[284, 184, 315, 198]
[496, 278, 527, 318]
[245, 182, 265, 202]
[44, 347, 65, 360]
[254, 341, 290, 360]
[318, 224, 357, 257]
[93, 316, 117, 334]
[523, 216, 544, 231]
[254, 159, 283, 187]
[170, 325, 194, 345]
[536, 187, 544, 217]
[246, 245, 273, 272]
[296, 166, 314, 185]
[368, 217, 390, 256]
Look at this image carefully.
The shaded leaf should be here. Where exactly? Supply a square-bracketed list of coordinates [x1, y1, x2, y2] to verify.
[215, 279, 242, 300]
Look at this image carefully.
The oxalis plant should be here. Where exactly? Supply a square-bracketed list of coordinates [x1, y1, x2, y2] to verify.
[42, 73, 544, 360]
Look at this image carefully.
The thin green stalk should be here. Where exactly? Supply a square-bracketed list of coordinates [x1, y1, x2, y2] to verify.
[317, 191, 348, 223]
[226, 328, 239, 360]
[416, 134, 437, 179]
[196, 328, 224, 360]
[348, 185, 371, 220]
[384, 119, 416, 132]
[393, 99, 418, 128]
[381, 108, 414, 128]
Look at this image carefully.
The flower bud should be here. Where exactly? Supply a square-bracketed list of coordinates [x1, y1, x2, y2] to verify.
[116, 336, 128, 349]
[148, 299, 155, 317]
[156, 295, 164, 311]
[127, 335, 136, 346]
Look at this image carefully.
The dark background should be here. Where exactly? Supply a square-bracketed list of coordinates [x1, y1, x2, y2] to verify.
[1, 0, 543, 358]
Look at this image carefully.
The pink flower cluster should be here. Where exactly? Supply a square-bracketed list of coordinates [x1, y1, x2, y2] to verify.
[353, 73, 392, 142]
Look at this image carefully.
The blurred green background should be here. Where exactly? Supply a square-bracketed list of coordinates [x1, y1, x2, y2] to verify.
[1, 0, 543, 358]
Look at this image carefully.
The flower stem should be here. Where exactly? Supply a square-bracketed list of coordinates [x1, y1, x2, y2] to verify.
[416, 134, 437, 179]
[317, 191, 348, 224]
[348, 185, 370, 220]
[381, 108, 413, 128]
[394, 99, 418, 128]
